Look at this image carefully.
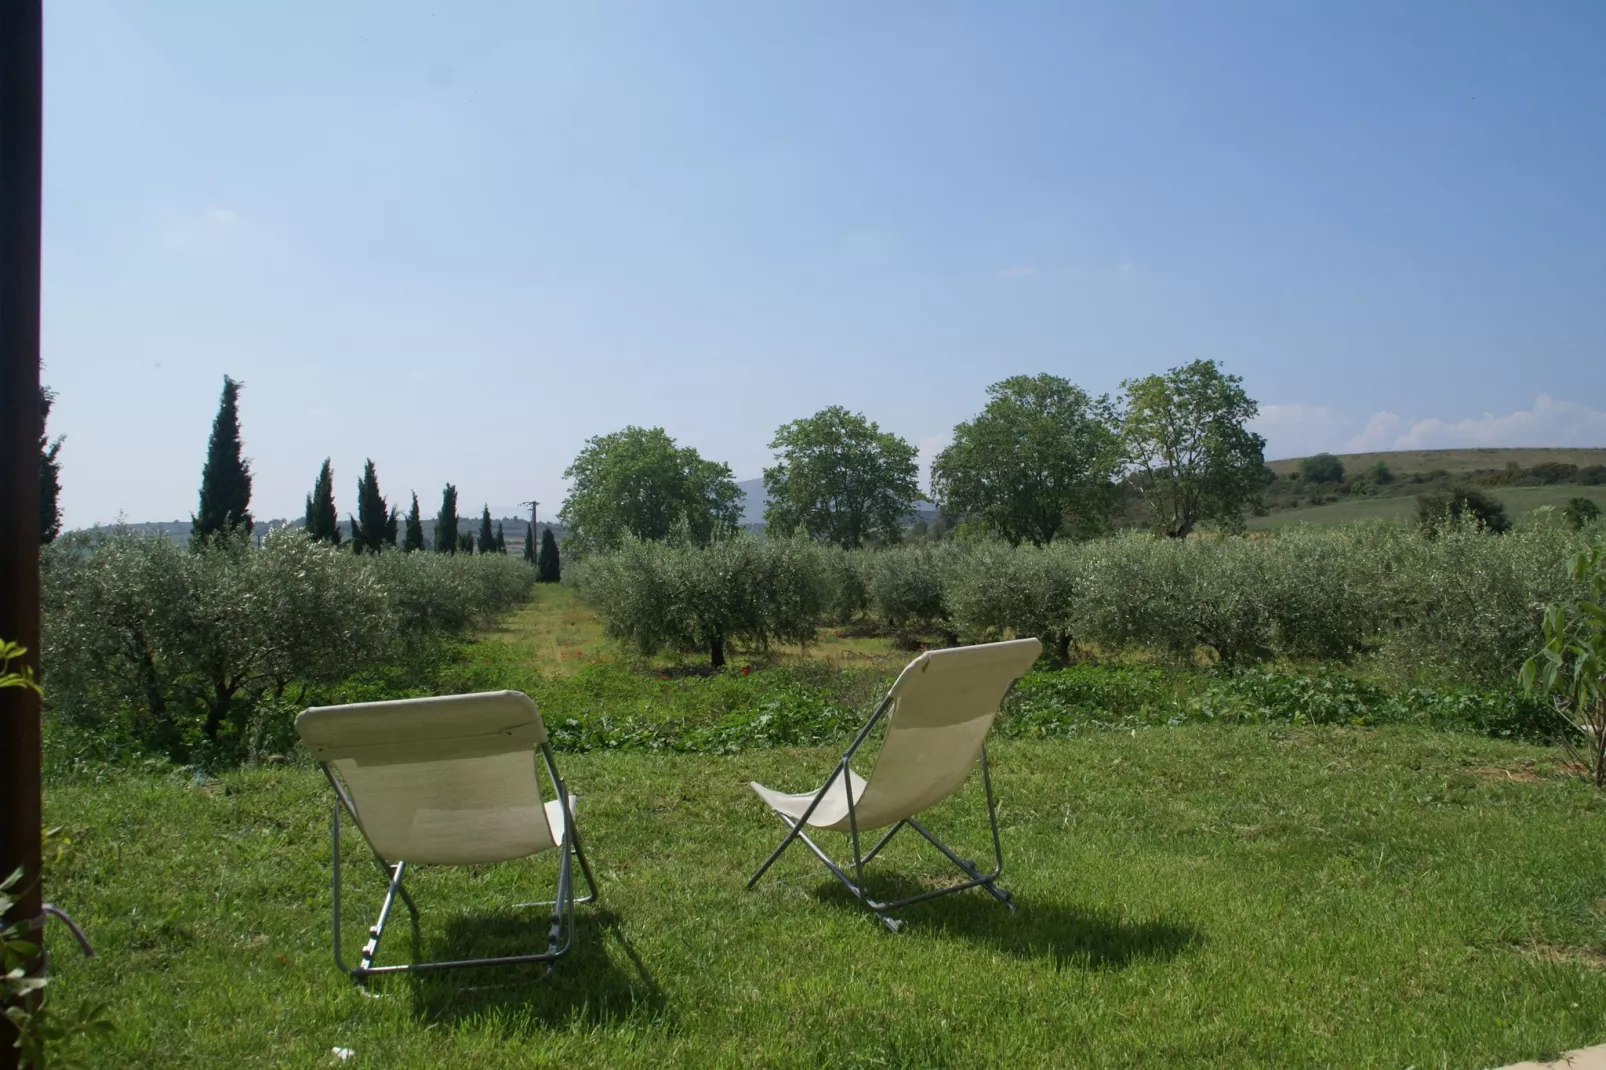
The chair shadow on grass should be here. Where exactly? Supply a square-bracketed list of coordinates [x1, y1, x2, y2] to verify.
[401, 907, 666, 1036]
[810, 874, 1199, 970]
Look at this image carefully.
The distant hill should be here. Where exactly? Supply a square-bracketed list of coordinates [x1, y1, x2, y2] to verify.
[735, 477, 938, 527]
[1253, 446, 1606, 529]
[1264, 447, 1606, 478]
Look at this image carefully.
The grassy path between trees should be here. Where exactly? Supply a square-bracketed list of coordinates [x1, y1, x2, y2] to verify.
[43, 726, 1606, 1067]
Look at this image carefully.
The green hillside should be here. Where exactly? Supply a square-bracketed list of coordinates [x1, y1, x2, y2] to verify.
[1248, 447, 1606, 529]
[1264, 446, 1606, 478]
[1249, 483, 1606, 530]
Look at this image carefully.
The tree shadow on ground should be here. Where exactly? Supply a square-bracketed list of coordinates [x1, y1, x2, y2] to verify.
[400, 908, 666, 1036]
[810, 874, 1199, 970]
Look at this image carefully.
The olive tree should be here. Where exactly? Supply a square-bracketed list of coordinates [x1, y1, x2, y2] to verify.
[1119, 360, 1266, 538]
[931, 375, 1120, 546]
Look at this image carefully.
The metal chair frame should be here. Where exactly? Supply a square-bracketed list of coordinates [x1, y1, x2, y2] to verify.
[746, 690, 1014, 932]
[320, 739, 598, 983]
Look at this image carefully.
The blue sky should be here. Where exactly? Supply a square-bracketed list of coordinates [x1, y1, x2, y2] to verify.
[42, 1, 1606, 527]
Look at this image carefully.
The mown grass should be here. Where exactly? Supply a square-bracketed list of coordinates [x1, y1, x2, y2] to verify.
[42, 727, 1606, 1068]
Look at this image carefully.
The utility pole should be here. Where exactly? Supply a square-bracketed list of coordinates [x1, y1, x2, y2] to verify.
[0, 1, 45, 1067]
[519, 500, 539, 555]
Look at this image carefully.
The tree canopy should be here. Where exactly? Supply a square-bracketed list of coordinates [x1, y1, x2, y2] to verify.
[304, 459, 340, 545]
[537, 527, 561, 582]
[478, 506, 495, 555]
[931, 374, 1120, 546]
[435, 484, 459, 554]
[1120, 360, 1266, 539]
[560, 426, 742, 552]
[38, 384, 63, 544]
[192, 375, 254, 547]
[402, 493, 424, 552]
[762, 406, 919, 548]
[352, 459, 393, 553]
[1299, 452, 1345, 484]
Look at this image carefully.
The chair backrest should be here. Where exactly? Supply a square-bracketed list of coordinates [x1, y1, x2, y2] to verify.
[296, 691, 557, 866]
[852, 638, 1041, 829]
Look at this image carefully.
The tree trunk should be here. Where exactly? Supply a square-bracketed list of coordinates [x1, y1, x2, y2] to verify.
[203, 679, 238, 742]
[1056, 633, 1072, 663]
[709, 634, 725, 669]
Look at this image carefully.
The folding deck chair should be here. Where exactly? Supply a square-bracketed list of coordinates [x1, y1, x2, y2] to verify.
[295, 690, 597, 982]
[746, 637, 1041, 931]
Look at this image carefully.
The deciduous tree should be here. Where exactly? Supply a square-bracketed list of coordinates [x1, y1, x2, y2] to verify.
[931, 375, 1120, 546]
[560, 426, 741, 552]
[1119, 360, 1265, 538]
[763, 406, 918, 548]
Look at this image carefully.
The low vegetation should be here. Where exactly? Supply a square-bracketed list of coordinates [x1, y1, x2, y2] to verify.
[39, 727, 1606, 1067]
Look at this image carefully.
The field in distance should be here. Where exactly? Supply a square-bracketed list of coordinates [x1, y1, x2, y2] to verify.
[1264, 446, 1606, 478]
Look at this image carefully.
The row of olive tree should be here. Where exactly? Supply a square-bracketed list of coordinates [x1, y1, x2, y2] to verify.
[576, 521, 1596, 681]
[40, 529, 534, 761]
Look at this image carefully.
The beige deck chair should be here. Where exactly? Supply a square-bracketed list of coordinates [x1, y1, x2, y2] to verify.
[296, 690, 597, 982]
[746, 638, 1041, 930]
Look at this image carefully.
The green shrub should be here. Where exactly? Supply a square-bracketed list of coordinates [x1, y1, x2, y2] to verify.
[864, 543, 953, 641]
[576, 535, 828, 667]
[40, 530, 533, 764]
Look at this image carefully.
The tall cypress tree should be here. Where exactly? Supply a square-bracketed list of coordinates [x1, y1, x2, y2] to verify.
[353, 459, 390, 553]
[537, 528, 561, 583]
[347, 514, 361, 548]
[435, 484, 459, 553]
[478, 506, 495, 555]
[38, 384, 63, 544]
[384, 506, 399, 548]
[495, 522, 506, 554]
[192, 376, 253, 548]
[403, 492, 424, 552]
[522, 522, 536, 563]
[304, 458, 340, 544]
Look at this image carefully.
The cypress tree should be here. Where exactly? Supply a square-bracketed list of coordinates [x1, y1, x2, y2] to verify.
[478, 506, 495, 555]
[191, 375, 253, 548]
[435, 484, 459, 553]
[353, 459, 390, 553]
[457, 531, 476, 554]
[403, 493, 424, 552]
[384, 506, 399, 548]
[537, 528, 561, 583]
[348, 514, 361, 549]
[304, 459, 340, 544]
[495, 522, 506, 554]
[522, 522, 536, 563]
[38, 384, 63, 544]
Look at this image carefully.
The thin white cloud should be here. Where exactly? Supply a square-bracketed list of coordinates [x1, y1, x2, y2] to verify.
[1249, 403, 1351, 460]
[996, 266, 1034, 281]
[1388, 394, 1606, 450]
[1344, 411, 1406, 453]
[1114, 261, 1136, 280]
[1254, 394, 1606, 459]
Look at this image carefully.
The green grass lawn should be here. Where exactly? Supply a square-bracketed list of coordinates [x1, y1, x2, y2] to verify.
[43, 726, 1606, 1068]
[1249, 484, 1606, 530]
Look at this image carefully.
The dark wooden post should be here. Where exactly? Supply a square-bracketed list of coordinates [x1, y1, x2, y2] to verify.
[0, 1, 45, 1067]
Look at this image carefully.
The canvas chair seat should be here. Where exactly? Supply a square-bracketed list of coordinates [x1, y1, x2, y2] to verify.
[296, 690, 597, 981]
[746, 638, 1041, 930]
